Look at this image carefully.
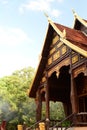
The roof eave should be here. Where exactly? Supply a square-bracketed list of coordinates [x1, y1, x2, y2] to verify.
[29, 23, 54, 98]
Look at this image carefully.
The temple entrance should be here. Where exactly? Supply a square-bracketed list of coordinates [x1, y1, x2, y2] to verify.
[48, 65, 71, 102]
[48, 65, 72, 116]
[79, 96, 87, 112]
[75, 72, 87, 113]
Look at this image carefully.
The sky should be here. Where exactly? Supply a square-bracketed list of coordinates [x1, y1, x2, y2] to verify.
[0, 0, 87, 78]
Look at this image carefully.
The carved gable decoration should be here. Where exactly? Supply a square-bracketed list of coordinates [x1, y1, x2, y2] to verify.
[47, 32, 69, 66]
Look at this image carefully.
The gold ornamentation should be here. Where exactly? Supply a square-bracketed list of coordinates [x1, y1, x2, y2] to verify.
[61, 46, 67, 55]
[53, 51, 60, 61]
[49, 48, 55, 55]
[72, 55, 78, 64]
[62, 29, 66, 39]
[48, 57, 70, 77]
[48, 57, 52, 65]
[42, 77, 46, 83]
[73, 65, 85, 78]
[52, 35, 59, 45]
[57, 41, 63, 48]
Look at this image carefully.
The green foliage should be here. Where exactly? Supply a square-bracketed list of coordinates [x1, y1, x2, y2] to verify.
[0, 67, 35, 130]
[41, 101, 65, 121]
[62, 120, 71, 127]
[0, 66, 65, 130]
[50, 101, 65, 120]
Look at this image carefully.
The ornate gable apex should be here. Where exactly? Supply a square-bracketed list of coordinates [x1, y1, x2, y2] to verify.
[72, 10, 87, 29]
[47, 16, 87, 57]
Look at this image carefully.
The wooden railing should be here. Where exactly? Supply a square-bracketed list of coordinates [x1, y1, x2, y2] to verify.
[51, 113, 74, 130]
[26, 119, 45, 130]
[25, 112, 87, 130]
[51, 112, 87, 130]
[73, 112, 87, 126]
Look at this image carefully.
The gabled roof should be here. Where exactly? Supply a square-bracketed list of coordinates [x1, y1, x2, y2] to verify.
[47, 16, 87, 57]
[72, 10, 87, 28]
[29, 13, 87, 98]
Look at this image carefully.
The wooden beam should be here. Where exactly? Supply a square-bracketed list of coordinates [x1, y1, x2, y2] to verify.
[70, 50, 79, 113]
[45, 72, 50, 130]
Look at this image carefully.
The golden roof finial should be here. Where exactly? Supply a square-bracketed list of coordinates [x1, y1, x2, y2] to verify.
[44, 12, 49, 18]
[72, 9, 87, 27]
[44, 12, 51, 22]
[72, 9, 77, 17]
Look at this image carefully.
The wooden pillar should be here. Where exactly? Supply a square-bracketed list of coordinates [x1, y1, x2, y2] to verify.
[35, 88, 42, 122]
[45, 72, 50, 130]
[63, 102, 72, 116]
[45, 84, 50, 119]
[70, 71, 78, 113]
[70, 50, 78, 114]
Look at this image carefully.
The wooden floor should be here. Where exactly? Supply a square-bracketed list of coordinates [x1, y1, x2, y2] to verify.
[67, 127, 87, 130]
[50, 127, 87, 130]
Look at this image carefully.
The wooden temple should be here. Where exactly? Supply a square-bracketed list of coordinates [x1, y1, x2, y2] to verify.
[29, 11, 87, 129]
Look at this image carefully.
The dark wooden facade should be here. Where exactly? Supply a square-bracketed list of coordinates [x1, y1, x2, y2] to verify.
[29, 11, 87, 125]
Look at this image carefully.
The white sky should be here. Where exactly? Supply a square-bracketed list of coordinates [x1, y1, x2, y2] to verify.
[0, 0, 87, 77]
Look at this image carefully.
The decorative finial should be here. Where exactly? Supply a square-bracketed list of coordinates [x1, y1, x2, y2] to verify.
[44, 12, 49, 18]
[62, 29, 66, 39]
[44, 12, 51, 22]
[72, 9, 76, 17]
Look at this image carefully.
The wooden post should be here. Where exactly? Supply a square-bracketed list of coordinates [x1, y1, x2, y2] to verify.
[70, 50, 78, 114]
[70, 71, 78, 113]
[35, 88, 42, 122]
[45, 72, 50, 130]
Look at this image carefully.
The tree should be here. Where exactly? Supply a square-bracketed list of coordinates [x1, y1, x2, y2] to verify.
[0, 66, 65, 130]
[0, 67, 36, 129]
[50, 101, 65, 120]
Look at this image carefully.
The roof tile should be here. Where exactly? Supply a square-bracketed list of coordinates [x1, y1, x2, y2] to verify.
[55, 23, 87, 51]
